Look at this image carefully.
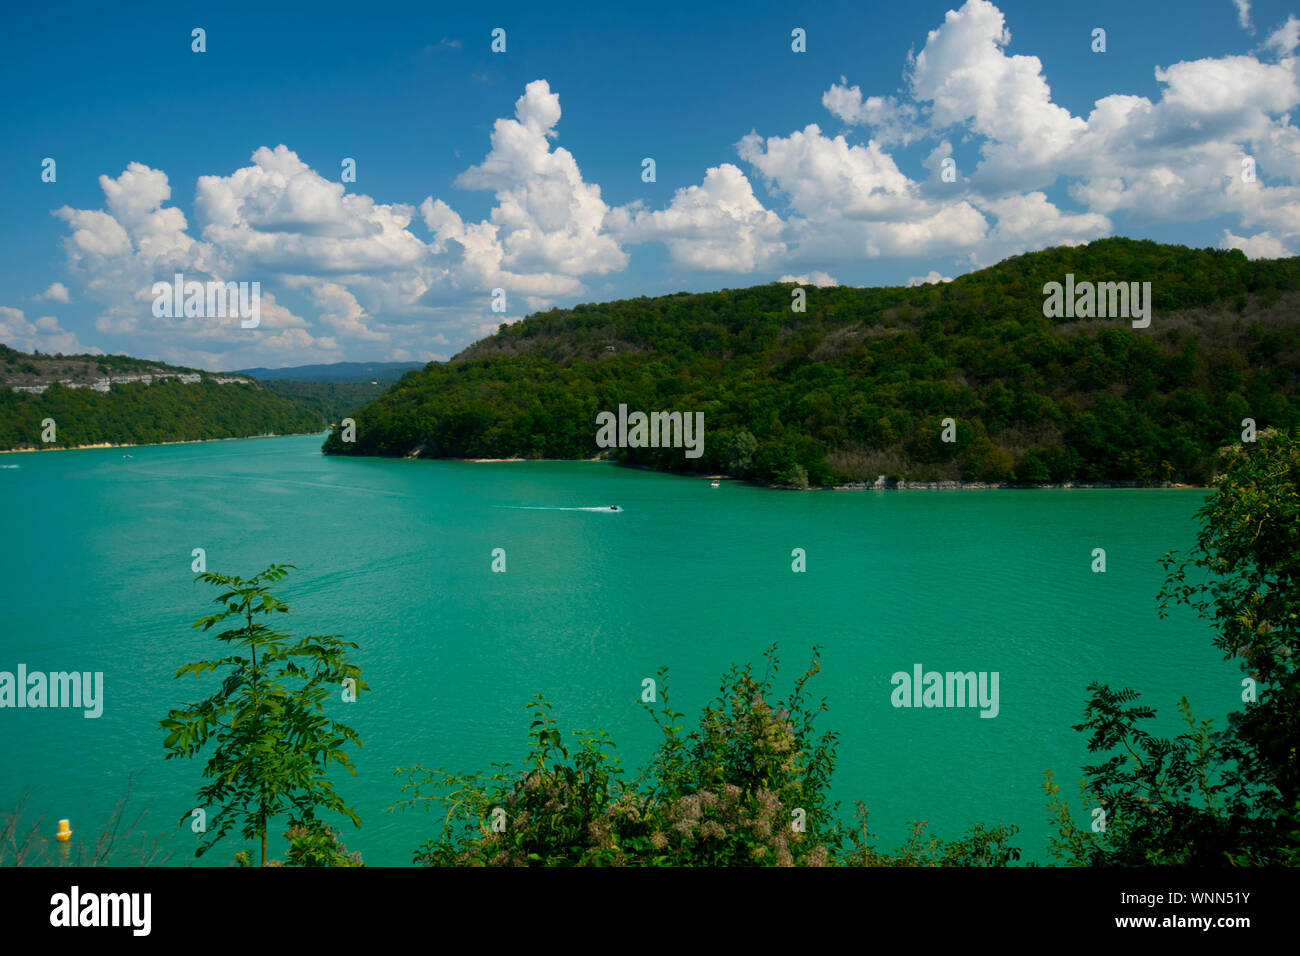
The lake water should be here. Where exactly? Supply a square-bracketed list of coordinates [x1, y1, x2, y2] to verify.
[0, 434, 1238, 865]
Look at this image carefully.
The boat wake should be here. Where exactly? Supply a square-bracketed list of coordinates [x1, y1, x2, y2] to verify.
[498, 505, 622, 513]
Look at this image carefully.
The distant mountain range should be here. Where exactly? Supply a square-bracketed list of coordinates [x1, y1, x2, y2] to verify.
[235, 361, 427, 382]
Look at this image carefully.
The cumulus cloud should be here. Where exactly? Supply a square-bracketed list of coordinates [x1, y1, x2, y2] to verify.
[0, 306, 100, 355]
[1221, 228, 1291, 258]
[720, 5, 1140, 267]
[821, 79, 921, 146]
[51, 162, 243, 349]
[904, 0, 1085, 189]
[738, 125, 917, 220]
[301, 281, 386, 341]
[780, 271, 838, 286]
[54, 164, 203, 304]
[48, 154, 399, 366]
[34, 282, 70, 303]
[449, 80, 626, 279]
[420, 196, 584, 298]
[734, 125, 988, 263]
[972, 192, 1110, 265]
[609, 164, 786, 271]
[818, 0, 1300, 256]
[49, 82, 633, 366]
[907, 271, 953, 286]
[196, 145, 426, 276]
[41, 9, 1300, 365]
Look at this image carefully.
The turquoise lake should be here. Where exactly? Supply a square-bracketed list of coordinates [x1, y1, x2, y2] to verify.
[0, 434, 1240, 865]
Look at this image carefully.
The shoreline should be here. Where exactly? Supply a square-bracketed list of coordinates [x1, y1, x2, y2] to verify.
[457, 456, 608, 463]
[17, 435, 1207, 489]
[0, 430, 326, 455]
[445, 457, 1208, 490]
[826, 479, 1207, 491]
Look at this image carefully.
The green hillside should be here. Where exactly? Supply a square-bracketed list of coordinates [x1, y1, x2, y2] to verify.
[0, 345, 324, 449]
[322, 238, 1300, 487]
[257, 377, 415, 424]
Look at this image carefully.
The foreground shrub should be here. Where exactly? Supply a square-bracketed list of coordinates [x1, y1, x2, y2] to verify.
[394, 645, 1019, 866]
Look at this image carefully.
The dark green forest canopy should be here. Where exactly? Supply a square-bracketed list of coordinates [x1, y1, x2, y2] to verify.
[0, 346, 335, 449]
[256, 378, 392, 424]
[0, 379, 323, 449]
[333, 237, 1293, 485]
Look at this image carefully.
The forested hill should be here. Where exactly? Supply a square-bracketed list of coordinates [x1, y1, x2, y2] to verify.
[245, 363, 430, 423]
[0, 346, 324, 450]
[322, 238, 1300, 487]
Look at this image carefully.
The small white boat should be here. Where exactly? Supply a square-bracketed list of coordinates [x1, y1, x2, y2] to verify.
[122, 454, 133, 460]
[710, 480, 720, 488]
[1, 464, 18, 469]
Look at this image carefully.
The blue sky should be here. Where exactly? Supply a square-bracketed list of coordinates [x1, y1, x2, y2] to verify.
[1, 0, 1297, 369]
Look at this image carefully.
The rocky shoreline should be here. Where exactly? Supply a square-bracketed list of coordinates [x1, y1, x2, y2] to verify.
[605, 459, 1205, 490]
[241, 442, 1214, 490]
[828, 478, 1204, 490]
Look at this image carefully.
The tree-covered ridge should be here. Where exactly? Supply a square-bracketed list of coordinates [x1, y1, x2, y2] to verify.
[323, 239, 1300, 487]
[257, 378, 409, 425]
[0, 379, 324, 449]
[0, 344, 254, 390]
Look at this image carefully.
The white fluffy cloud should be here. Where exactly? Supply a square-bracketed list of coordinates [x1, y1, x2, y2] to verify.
[196, 146, 426, 277]
[609, 164, 786, 271]
[908, 0, 1085, 183]
[451, 80, 626, 278]
[734, 125, 989, 263]
[821, 81, 921, 147]
[972, 192, 1110, 265]
[1221, 228, 1290, 258]
[420, 196, 584, 298]
[738, 125, 917, 220]
[907, 271, 953, 286]
[780, 271, 838, 287]
[54, 164, 202, 309]
[0, 306, 99, 355]
[47, 155, 406, 367]
[47, 81, 634, 366]
[34, 282, 70, 303]
[37, 7, 1300, 367]
[822, 0, 1300, 255]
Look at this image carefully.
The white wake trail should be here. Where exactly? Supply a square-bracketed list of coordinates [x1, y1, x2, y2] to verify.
[496, 505, 622, 512]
